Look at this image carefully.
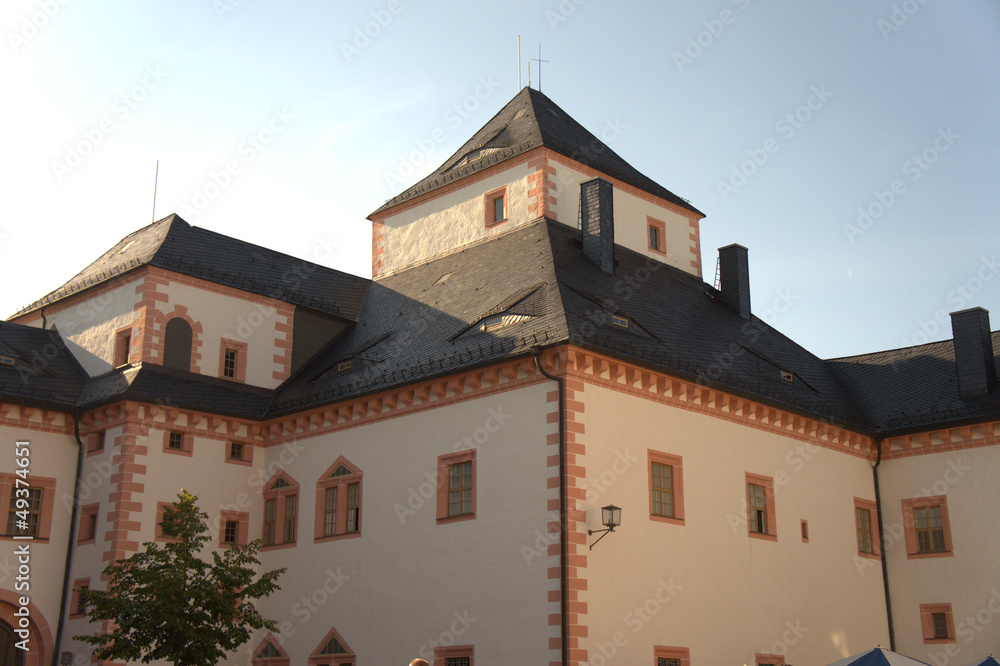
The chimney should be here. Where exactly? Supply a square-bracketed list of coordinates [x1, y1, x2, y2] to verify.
[718, 244, 751, 319]
[581, 178, 614, 274]
[950, 307, 997, 398]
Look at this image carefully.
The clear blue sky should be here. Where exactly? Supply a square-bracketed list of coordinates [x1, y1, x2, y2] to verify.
[2, 0, 998, 358]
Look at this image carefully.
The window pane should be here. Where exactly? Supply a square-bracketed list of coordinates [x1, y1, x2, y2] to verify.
[325, 487, 336, 536]
[651, 462, 674, 517]
[347, 482, 360, 532]
[933, 612, 949, 638]
[264, 498, 276, 545]
[284, 495, 297, 543]
[449, 461, 472, 516]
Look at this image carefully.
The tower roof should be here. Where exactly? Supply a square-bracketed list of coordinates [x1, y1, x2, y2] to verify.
[369, 87, 704, 218]
[15, 214, 370, 321]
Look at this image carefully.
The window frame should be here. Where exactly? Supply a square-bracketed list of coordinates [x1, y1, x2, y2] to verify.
[901, 495, 953, 559]
[484, 186, 508, 229]
[155, 501, 182, 543]
[648, 450, 684, 526]
[745, 472, 777, 541]
[70, 577, 90, 619]
[314, 457, 363, 543]
[219, 510, 249, 548]
[437, 449, 477, 524]
[308, 626, 355, 665]
[77, 502, 100, 545]
[163, 429, 193, 457]
[114, 326, 133, 366]
[854, 497, 880, 559]
[755, 655, 785, 666]
[219, 338, 248, 382]
[87, 430, 106, 456]
[654, 645, 690, 666]
[0, 473, 56, 541]
[647, 216, 667, 256]
[801, 519, 809, 543]
[261, 472, 299, 550]
[435, 644, 474, 666]
[919, 603, 956, 644]
[225, 440, 253, 467]
[251, 633, 291, 666]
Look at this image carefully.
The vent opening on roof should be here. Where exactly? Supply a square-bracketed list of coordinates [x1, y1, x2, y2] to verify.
[780, 370, 794, 383]
[0, 355, 16, 367]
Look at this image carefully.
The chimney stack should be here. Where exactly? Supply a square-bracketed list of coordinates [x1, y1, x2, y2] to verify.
[950, 307, 997, 398]
[719, 244, 751, 319]
[581, 178, 614, 274]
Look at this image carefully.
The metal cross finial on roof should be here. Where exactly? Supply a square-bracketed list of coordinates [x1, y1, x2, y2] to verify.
[532, 44, 549, 91]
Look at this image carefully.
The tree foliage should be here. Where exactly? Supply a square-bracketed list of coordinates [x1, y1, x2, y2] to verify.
[74, 491, 285, 666]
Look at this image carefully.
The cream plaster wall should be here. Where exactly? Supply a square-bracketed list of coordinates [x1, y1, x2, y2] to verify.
[380, 164, 533, 276]
[43, 280, 142, 376]
[160, 282, 282, 389]
[879, 444, 1000, 665]
[246, 385, 555, 665]
[0, 426, 78, 655]
[578, 384, 889, 665]
[549, 163, 700, 276]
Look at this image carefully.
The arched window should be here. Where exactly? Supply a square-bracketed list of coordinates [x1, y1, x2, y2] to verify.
[314, 457, 362, 542]
[162, 318, 193, 371]
[0, 619, 23, 666]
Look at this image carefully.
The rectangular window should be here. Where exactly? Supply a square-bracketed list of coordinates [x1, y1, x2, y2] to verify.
[647, 217, 666, 255]
[223, 349, 238, 378]
[436, 645, 474, 666]
[78, 503, 99, 544]
[485, 186, 508, 228]
[263, 498, 276, 546]
[914, 506, 946, 553]
[346, 482, 360, 533]
[658, 660, 680, 666]
[168, 432, 184, 450]
[801, 519, 809, 542]
[902, 496, 952, 559]
[610, 314, 629, 330]
[89, 430, 106, 453]
[748, 483, 767, 534]
[437, 450, 476, 523]
[223, 519, 238, 544]
[230, 442, 244, 461]
[654, 645, 689, 666]
[114, 328, 132, 366]
[449, 461, 473, 517]
[745, 472, 776, 540]
[70, 578, 90, 618]
[76, 584, 88, 614]
[6, 487, 43, 537]
[651, 462, 674, 518]
[920, 603, 956, 644]
[283, 494, 297, 544]
[324, 487, 337, 537]
[857, 507, 873, 553]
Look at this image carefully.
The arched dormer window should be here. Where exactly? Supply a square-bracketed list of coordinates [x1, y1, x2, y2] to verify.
[308, 627, 355, 665]
[163, 318, 193, 371]
[314, 457, 362, 542]
[251, 634, 289, 666]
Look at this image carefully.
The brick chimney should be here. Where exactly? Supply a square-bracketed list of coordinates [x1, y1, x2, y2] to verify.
[719, 244, 751, 319]
[950, 307, 997, 398]
[581, 178, 614, 274]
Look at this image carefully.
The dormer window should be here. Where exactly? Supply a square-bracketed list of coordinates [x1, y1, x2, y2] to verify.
[611, 314, 629, 330]
[485, 186, 508, 228]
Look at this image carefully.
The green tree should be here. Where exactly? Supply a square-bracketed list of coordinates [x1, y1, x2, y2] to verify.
[75, 491, 285, 666]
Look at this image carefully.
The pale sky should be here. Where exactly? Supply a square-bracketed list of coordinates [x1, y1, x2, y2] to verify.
[2, 0, 998, 359]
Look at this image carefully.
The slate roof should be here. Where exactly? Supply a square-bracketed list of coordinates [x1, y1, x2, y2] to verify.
[15, 215, 370, 321]
[271, 219, 868, 428]
[828, 335, 1000, 436]
[0, 321, 89, 411]
[369, 87, 704, 218]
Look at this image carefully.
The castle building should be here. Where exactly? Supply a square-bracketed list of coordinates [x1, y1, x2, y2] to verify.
[1, 87, 998, 666]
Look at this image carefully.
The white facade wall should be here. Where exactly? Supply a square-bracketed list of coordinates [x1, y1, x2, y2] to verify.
[549, 162, 700, 277]
[379, 164, 533, 276]
[42, 279, 143, 376]
[160, 282, 282, 388]
[879, 444, 1000, 665]
[247, 384, 555, 665]
[579, 384, 889, 664]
